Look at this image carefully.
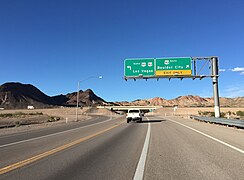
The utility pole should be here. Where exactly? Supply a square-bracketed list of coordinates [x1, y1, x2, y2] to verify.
[76, 81, 80, 121]
[211, 57, 220, 118]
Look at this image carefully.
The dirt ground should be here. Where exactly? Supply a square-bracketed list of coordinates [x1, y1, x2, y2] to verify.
[0, 107, 242, 135]
[153, 107, 244, 118]
[0, 107, 119, 135]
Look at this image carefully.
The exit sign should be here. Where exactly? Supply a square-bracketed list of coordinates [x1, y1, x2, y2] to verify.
[124, 58, 155, 77]
[124, 57, 192, 78]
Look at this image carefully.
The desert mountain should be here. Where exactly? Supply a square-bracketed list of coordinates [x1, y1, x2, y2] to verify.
[0, 82, 107, 109]
[62, 89, 106, 107]
[0, 82, 53, 109]
[0, 82, 243, 109]
[116, 95, 244, 107]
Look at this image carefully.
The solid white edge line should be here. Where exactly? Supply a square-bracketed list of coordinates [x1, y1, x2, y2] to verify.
[0, 116, 118, 148]
[165, 117, 244, 154]
[133, 117, 151, 180]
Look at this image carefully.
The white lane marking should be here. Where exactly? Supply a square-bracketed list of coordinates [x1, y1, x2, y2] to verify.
[165, 117, 244, 154]
[134, 117, 151, 180]
[0, 116, 118, 148]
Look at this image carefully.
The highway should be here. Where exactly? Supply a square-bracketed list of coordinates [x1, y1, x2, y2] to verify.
[0, 115, 243, 180]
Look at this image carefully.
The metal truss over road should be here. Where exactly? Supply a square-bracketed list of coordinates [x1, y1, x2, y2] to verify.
[97, 105, 162, 112]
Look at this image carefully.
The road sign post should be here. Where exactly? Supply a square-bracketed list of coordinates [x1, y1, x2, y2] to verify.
[211, 57, 220, 118]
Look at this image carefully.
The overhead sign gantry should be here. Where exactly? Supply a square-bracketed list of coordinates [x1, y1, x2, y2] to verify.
[124, 57, 193, 78]
[124, 56, 220, 118]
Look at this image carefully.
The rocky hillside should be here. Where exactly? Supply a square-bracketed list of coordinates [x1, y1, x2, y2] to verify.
[0, 82, 107, 109]
[0, 83, 53, 109]
[116, 95, 244, 107]
[62, 89, 106, 107]
[1, 82, 243, 109]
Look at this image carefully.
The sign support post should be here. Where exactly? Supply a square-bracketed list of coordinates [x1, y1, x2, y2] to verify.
[211, 57, 220, 118]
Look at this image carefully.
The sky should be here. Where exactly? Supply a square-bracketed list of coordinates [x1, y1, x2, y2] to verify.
[0, 0, 243, 102]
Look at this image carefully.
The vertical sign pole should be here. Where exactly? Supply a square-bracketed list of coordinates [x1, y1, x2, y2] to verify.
[76, 81, 80, 121]
[211, 57, 220, 118]
[194, 59, 197, 76]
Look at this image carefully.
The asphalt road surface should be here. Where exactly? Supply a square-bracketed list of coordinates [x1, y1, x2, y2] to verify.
[0, 115, 243, 180]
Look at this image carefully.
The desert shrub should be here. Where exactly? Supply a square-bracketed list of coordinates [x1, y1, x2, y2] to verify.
[227, 111, 232, 115]
[29, 112, 43, 115]
[203, 111, 212, 116]
[0, 113, 14, 118]
[0, 112, 44, 118]
[15, 121, 21, 127]
[198, 111, 216, 117]
[236, 111, 244, 117]
[210, 112, 215, 117]
[15, 112, 25, 116]
[220, 112, 226, 118]
[47, 116, 60, 122]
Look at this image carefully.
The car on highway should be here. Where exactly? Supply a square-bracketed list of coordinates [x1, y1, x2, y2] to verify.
[126, 109, 142, 123]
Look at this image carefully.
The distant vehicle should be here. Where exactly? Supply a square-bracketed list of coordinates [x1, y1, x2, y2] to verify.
[126, 109, 142, 123]
[27, 105, 35, 109]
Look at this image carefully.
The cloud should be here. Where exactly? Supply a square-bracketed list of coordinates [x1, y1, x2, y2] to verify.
[220, 85, 244, 98]
[229, 67, 244, 75]
[230, 67, 244, 72]
[219, 69, 226, 72]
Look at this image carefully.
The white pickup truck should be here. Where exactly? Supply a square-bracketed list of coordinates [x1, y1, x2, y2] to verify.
[126, 109, 142, 123]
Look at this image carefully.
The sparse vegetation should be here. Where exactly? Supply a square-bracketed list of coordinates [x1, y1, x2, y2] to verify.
[0, 112, 43, 118]
[198, 111, 214, 116]
[236, 111, 244, 117]
[198, 111, 223, 117]
[0, 112, 61, 129]
[198, 110, 244, 120]
[15, 121, 21, 127]
[220, 112, 226, 118]
[47, 116, 60, 122]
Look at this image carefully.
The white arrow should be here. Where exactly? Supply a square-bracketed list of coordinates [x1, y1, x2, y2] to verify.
[127, 66, 131, 70]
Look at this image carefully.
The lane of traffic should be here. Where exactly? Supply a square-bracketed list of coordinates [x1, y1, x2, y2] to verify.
[0, 116, 124, 169]
[144, 116, 244, 180]
[164, 116, 244, 151]
[0, 115, 109, 147]
[0, 117, 149, 180]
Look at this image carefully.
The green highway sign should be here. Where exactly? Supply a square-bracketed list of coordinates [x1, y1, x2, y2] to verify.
[124, 58, 155, 77]
[156, 57, 192, 76]
[124, 57, 192, 78]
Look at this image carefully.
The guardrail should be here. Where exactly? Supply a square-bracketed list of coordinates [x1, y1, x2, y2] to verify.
[190, 116, 244, 129]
